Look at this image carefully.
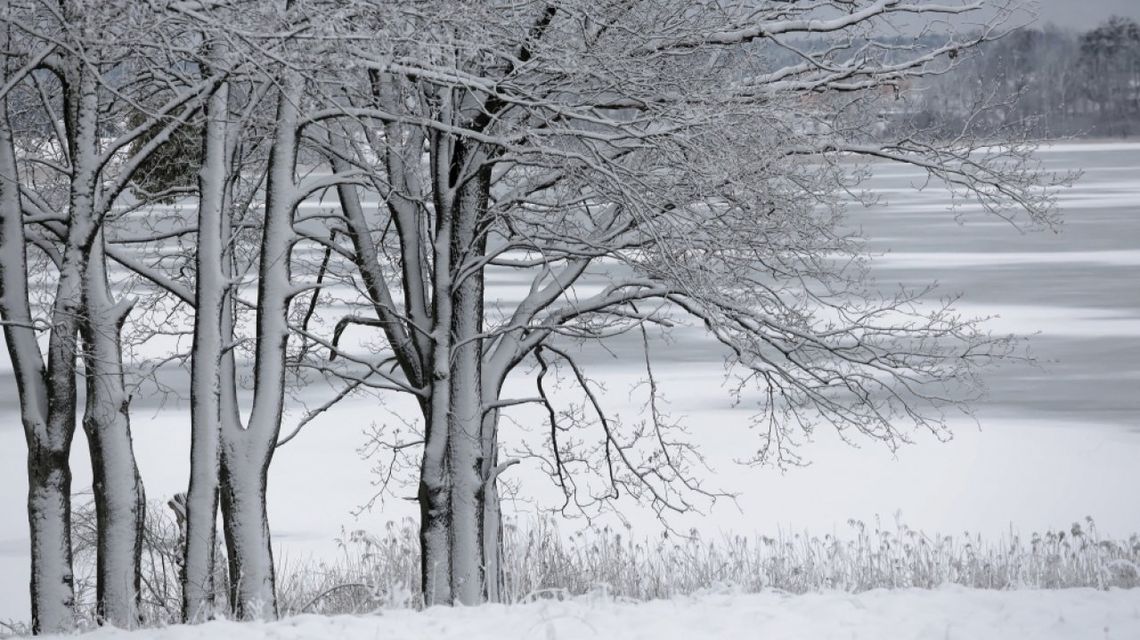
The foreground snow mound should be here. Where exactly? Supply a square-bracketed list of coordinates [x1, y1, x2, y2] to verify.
[34, 587, 1140, 640]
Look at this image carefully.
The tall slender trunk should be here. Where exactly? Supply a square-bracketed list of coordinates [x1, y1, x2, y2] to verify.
[183, 76, 231, 623]
[420, 129, 456, 607]
[480, 406, 504, 603]
[447, 322, 484, 606]
[480, 332, 524, 604]
[80, 233, 144, 628]
[447, 309, 484, 606]
[447, 160, 490, 606]
[420, 242, 453, 606]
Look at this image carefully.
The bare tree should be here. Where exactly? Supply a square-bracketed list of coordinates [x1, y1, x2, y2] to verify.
[1, 0, 1068, 628]
[295, 0, 1064, 607]
[182, 44, 234, 624]
[73, 1, 356, 621]
[0, 1, 218, 630]
[172, 1, 351, 620]
[0, 18, 76, 634]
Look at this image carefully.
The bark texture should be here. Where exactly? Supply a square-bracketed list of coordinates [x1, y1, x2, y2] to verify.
[81, 235, 145, 628]
[446, 155, 491, 606]
[0, 36, 76, 633]
[215, 69, 301, 622]
[219, 444, 276, 621]
[183, 76, 232, 623]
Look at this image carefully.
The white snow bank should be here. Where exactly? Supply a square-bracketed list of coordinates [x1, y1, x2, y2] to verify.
[30, 588, 1140, 640]
[873, 249, 1140, 269]
[1038, 141, 1140, 153]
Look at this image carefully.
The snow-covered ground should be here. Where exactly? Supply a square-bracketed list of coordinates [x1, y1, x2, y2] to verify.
[24, 588, 1140, 640]
[0, 143, 1138, 623]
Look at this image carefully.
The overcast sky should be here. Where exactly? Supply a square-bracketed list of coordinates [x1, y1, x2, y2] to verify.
[1036, 0, 1140, 30]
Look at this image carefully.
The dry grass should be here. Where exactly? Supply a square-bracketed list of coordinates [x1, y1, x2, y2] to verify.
[3, 504, 1135, 633]
[282, 514, 1140, 615]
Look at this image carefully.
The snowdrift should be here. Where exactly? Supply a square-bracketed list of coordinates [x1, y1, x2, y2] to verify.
[29, 587, 1140, 640]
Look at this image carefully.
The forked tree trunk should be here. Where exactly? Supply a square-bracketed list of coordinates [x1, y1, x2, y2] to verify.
[215, 67, 300, 621]
[0, 34, 110, 633]
[328, 115, 449, 606]
[31, 237, 89, 633]
[80, 234, 145, 628]
[29, 64, 103, 623]
[219, 442, 275, 620]
[55, 54, 139, 630]
[0, 49, 76, 634]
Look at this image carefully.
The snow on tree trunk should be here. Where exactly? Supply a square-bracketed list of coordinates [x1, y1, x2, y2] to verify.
[420, 133, 455, 605]
[419, 422, 451, 607]
[32, 237, 89, 633]
[26, 446, 75, 634]
[184, 76, 231, 623]
[219, 442, 275, 621]
[447, 159, 490, 606]
[1, 33, 73, 633]
[215, 67, 301, 622]
[420, 304, 453, 606]
[447, 314, 485, 606]
[480, 359, 512, 603]
[480, 408, 504, 604]
[80, 234, 145, 628]
[26, 59, 105, 631]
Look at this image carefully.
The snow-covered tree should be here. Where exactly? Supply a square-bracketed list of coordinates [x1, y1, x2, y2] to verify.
[1, 0, 1069, 626]
[298, 0, 1063, 606]
[0, 1, 217, 630]
[172, 1, 355, 620]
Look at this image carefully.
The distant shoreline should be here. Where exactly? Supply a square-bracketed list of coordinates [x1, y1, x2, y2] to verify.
[1037, 139, 1140, 152]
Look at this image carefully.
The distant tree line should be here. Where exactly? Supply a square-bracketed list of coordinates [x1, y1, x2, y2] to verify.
[905, 17, 1140, 139]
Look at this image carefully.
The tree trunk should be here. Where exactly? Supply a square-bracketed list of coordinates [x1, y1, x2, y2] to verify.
[27, 443, 75, 634]
[480, 348, 517, 604]
[419, 409, 451, 607]
[36, 55, 113, 632]
[183, 75, 231, 623]
[447, 162, 490, 606]
[420, 283, 452, 606]
[447, 327, 484, 606]
[419, 129, 456, 606]
[80, 234, 145, 628]
[218, 442, 276, 621]
[1, 37, 79, 633]
[480, 407, 504, 603]
[30, 240, 89, 634]
[214, 67, 300, 622]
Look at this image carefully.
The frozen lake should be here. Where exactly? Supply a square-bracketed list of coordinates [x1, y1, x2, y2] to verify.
[0, 142, 1137, 622]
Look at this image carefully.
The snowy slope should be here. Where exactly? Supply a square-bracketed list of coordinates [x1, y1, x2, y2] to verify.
[27, 588, 1140, 640]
